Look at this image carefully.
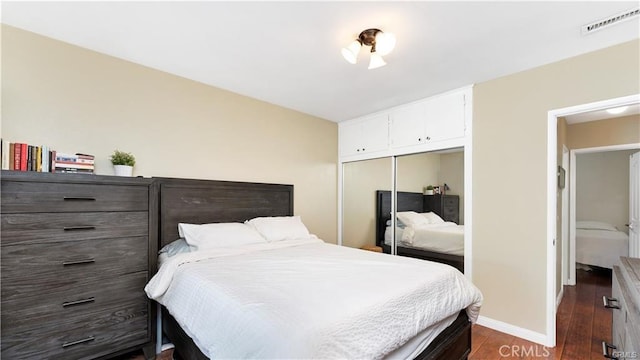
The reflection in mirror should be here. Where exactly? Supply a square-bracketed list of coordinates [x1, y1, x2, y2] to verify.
[393, 148, 465, 272]
[343, 158, 392, 252]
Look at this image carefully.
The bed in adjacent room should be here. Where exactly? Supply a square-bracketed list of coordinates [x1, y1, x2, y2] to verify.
[146, 178, 482, 360]
[376, 190, 465, 272]
[575, 220, 629, 269]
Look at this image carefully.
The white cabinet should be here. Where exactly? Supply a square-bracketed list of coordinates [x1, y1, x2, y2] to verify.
[339, 113, 389, 158]
[389, 101, 426, 148]
[339, 87, 470, 161]
[389, 92, 466, 150]
[424, 92, 465, 142]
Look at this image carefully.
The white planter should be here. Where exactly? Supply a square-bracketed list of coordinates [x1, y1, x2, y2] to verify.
[424, 190, 434, 195]
[113, 165, 133, 177]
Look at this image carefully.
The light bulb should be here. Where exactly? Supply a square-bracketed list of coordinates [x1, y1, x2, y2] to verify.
[341, 40, 361, 64]
[375, 32, 396, 56]
[606, 106, 629, 115]
[368, 52, 386, 70]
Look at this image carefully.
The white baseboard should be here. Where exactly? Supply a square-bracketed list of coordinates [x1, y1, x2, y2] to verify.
[556, 288, 564, 310]
[476, 315, 552, 347]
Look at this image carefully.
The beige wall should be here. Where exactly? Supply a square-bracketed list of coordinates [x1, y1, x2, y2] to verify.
[473, 39, 639, 335]
[567, 115, 640, 149]
[1, 25, 338, 243]
[396, 152, 441, 192]
[576, 150, 636, 233]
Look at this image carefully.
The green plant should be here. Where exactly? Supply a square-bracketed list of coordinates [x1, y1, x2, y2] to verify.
[426, 185, 434, 190]
[110, 150, 136, 166]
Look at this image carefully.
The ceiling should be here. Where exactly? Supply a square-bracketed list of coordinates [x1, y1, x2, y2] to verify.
[2, 1, 639, 123]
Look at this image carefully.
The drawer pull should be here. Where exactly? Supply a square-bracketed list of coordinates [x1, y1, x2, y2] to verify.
[62, 336, 95, 348]
[603, 296, 620, 309]
[63, 196, 96, 201]
[62, 297, 95, 308]
[602, 341, 619, 359]
[63, 226, 96, 231]
[62, 258, 95, 266]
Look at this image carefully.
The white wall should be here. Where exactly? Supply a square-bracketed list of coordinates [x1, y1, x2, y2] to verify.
[576, 150, 636, 233]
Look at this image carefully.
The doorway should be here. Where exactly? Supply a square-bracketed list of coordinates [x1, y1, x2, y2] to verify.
[546, 93, 640, 347]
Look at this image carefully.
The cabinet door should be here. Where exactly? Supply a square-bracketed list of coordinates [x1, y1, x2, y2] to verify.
[339, 114, 389, 157]
[339, 121, 363, 157]
[424, 92, 465, 142]
[389, 102, 426, 149]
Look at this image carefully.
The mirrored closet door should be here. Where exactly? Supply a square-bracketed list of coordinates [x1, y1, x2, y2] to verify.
[342, 157, 392, 252]
[394, 148, 465, 272]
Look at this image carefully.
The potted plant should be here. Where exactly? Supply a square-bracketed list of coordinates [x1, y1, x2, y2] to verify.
[110, 150, 136, 177]
[424, 185, 434, 195]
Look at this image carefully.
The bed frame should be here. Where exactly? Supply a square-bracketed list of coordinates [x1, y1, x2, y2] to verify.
[376, 190, 464, 273]
[153, 177, 471, 360]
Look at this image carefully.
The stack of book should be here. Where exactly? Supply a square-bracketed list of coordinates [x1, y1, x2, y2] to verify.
[55, 153, 95, 174]
[1, 139, 95, 174]
[1, 141, 56, 172]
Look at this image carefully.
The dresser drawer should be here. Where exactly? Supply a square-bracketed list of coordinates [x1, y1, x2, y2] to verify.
[1, 181, 148, 213]
[1, 236, 147, 297]
[1, 295, 149, 360]
[1, 211, 148, 246]
[2, 271, 148, 335]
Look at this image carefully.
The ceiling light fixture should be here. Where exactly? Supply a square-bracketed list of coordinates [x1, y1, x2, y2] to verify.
[341, 28, 396, 70]
[606, 106, 629, 115]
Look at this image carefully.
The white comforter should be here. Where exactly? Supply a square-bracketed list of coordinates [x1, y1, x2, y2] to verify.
[576, 228, 628, 269]
[145, 238, 482, 359]
[390, 222, 464, 256]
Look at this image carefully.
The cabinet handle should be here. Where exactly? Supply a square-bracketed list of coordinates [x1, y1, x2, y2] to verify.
[63, 297, 95, 308]
[603, 296, 620, 309]
[62, 258, 95, 266]
[426, 136, 431, 141]
[602, 341, 619, 359]
[62, 336, 95, 348]
[63, 226, 96, 231]
[63, 196, 96, 201]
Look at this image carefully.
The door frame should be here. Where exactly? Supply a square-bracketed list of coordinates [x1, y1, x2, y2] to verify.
[546, 93, 639, 347]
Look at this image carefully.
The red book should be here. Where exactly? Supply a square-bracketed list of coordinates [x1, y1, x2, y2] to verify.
[20, 143, 28, 171]
[13, 143, 22, 170]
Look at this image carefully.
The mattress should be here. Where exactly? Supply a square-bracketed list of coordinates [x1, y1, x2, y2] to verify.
[146, 238, 482, 359]
[576, 228, 628, 269]
[385, 222, 464, 256]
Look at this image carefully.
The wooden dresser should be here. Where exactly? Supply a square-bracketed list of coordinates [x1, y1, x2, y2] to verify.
[423, 194, 460, 224]
[605, 257, 640, 359]
[1, 171, 156, 359]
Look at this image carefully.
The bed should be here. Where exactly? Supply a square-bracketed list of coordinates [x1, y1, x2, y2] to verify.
[376, 191, 464, 272]
[146, 177, 482, 359]
[575, 220, 629, 269]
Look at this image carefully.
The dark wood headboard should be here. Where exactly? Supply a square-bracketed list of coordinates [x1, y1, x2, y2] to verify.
[375, 190, 425, 246]
[154, 177, 294, 249]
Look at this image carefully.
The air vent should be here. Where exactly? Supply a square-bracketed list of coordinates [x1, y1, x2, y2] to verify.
[582, 7, 640, 35]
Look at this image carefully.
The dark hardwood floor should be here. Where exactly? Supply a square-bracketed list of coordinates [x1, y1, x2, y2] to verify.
[470, 268, 612, 360]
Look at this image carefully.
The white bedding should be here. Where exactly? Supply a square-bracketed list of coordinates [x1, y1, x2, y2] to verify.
[385, 222, 464, 256]
[576, 228, 628, 269]
[146, 238, 482, 359]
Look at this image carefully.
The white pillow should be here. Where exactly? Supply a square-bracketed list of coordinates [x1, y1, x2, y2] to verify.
[178, 222, 267, 250]
[576, 221, 618, 231]
[245, 216, 310, 242]
[421, 212, 445, 224]
[158, 238, 193, 257]
[396, 211, 430, 227]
